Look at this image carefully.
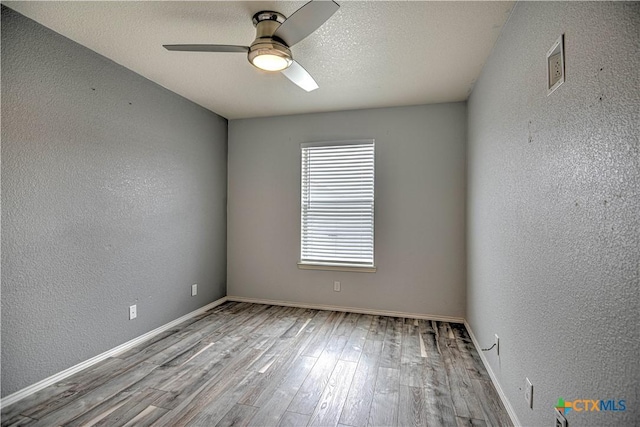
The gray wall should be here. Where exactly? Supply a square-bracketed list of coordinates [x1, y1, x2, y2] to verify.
[1, 7, 228, 397]
[467, 2, 639, 426]
[228, 104, 467, 318]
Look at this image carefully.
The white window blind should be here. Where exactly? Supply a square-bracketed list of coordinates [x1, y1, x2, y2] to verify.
[300, 140, 375, 268]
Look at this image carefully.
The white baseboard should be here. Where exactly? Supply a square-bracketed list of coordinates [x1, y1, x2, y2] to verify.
[0, 297, 228, 410]
[226, 295, 465, 324]
[464, 320, 521, 427]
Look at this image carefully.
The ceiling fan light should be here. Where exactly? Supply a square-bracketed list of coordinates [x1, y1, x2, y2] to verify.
[251, 53, 291, 71]
[248, 41, 293, 72]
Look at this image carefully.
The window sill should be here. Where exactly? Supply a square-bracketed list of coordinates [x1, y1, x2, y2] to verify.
[297, 262, 377, 273]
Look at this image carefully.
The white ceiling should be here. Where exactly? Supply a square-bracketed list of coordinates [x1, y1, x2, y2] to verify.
[4, 1, 514, 119]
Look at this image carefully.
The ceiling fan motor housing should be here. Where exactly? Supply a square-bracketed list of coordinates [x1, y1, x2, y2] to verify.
[248, 11, 292, 70]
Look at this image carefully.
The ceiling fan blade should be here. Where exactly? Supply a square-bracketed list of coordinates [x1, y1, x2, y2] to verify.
[273, 0, 339, 47]
[281, 61, 319, 92]
[163, 44, 249, 53]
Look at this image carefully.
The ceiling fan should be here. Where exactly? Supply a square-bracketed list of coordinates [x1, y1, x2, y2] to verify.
[163, 0, 340, 92]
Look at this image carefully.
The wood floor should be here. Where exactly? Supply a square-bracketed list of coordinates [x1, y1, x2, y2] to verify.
[1, 302, 511, 427]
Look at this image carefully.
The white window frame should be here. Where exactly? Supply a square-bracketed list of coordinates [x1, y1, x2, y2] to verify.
[298, 139, 376, 273]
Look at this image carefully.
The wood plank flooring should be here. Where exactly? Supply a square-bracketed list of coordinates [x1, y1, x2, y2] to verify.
[1, 302, 512, 427]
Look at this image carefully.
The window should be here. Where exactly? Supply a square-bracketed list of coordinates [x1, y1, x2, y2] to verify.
[299, 140, 375, 272]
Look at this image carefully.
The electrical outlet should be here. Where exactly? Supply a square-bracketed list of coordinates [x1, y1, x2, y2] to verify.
[334, 281, 341, 292]
[191, 283, 198, 296]
[547, 34, 565, 95]
[525, 377, 533, 409]
[549, 53, 562, 84]
[129, 304, 137, 320]
[555, 408, 568, 427]
[495, 334, 500, 356]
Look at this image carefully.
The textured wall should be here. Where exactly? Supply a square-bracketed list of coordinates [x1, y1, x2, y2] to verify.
[1, 7, 228, 397]
[228, 103, 467, 318]
[467, 2, 639, 426]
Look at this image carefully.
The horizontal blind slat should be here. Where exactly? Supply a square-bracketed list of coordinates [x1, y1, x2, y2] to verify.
[302, 256, 372, 264]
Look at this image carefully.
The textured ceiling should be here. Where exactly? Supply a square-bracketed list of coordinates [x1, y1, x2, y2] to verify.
[3, 1, 514, 119]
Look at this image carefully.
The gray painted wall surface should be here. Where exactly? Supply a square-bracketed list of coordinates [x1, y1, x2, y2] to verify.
[467, 2, 639, 426]
[1, 7, 228, 397]
[228, 104, 467, 318]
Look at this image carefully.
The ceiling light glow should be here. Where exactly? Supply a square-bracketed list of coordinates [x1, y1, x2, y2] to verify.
[251, 53, 291, 71]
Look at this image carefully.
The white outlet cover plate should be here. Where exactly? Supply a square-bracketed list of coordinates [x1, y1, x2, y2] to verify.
[191, 284, 198, 296]
[554, 408, 568, 427]
[547, 34, 565, 95]
[129, 304, 137, 320]
[525, 377, 533, 408]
